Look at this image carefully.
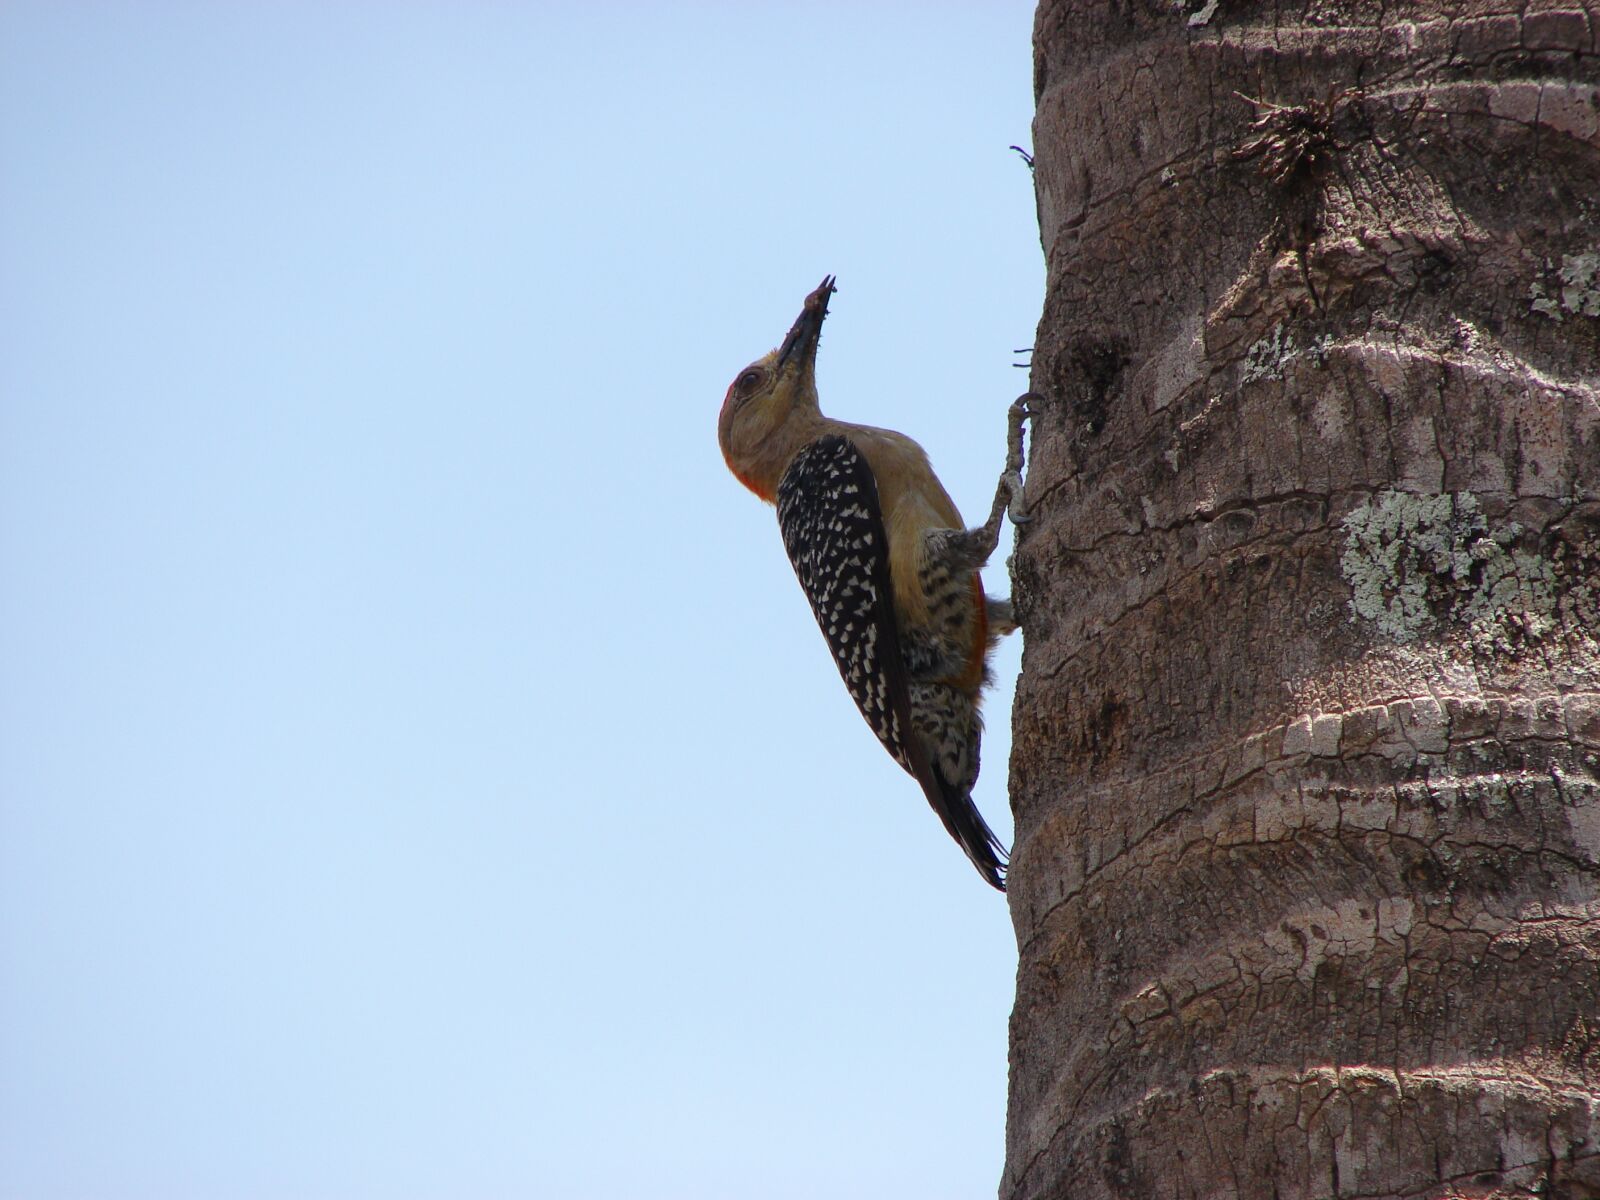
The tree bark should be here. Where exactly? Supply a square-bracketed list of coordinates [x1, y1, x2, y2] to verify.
[1006, 3, 1600, 1198]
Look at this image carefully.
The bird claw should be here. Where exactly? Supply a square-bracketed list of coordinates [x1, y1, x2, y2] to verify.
[1002, 469, 1031, 525]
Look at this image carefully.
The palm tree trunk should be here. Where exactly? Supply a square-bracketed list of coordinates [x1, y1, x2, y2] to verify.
[1006, 4, 1600, 1197]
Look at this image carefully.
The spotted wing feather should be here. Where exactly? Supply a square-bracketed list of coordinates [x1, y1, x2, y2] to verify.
[775, 435, 918, 775]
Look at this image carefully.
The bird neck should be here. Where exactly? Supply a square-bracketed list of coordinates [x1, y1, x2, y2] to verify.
[724, 394, 830, 503]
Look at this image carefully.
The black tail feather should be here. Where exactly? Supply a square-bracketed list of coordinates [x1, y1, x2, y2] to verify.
[939, 785, 1009, 891]
[913, 765, 1008, 890]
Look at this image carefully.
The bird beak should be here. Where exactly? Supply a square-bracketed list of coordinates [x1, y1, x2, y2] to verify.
[775, 276, 836, 373]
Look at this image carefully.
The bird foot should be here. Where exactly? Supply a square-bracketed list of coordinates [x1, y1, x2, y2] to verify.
[1001, 393, 1036, 526]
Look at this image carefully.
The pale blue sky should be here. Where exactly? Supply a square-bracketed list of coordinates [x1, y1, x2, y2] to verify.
[1, 4, 1043, 1197]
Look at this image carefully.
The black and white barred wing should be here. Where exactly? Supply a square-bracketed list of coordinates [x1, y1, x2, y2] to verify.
[775, 435, 917, 776]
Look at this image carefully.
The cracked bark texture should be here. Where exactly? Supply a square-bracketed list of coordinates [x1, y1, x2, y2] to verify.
[1006, 3, 1600, 1198]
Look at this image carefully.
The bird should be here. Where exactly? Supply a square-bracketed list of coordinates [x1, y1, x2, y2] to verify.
[717, 276, 1029, 889]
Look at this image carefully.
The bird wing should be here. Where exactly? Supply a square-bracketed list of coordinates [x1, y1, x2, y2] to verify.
[775, 434, 922, 777]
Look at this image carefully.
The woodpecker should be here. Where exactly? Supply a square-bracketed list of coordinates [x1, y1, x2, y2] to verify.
[718, 277, 1029, 890]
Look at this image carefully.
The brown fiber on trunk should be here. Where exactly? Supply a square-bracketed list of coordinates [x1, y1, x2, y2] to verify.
[1006, 3, 1600, 1197]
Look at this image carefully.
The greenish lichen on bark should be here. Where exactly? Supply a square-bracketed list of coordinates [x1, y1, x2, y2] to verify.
[1531, 249, 1600, 320]
[1339, 489, 1557, 649]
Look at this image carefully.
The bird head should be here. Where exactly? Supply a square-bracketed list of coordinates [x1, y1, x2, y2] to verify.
[718, 276, 836, 501]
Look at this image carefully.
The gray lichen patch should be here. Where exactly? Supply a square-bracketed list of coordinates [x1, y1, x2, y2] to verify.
[1240, 323, 1334, 384]
[1241, 324, 1293, 383]
[1340, 490, 1556, 649]
[1459, 546, 1559, 651]
[1529, 250, 1600, 320]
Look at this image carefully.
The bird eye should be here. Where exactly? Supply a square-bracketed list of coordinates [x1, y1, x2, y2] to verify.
[737, 368, 764, 392]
